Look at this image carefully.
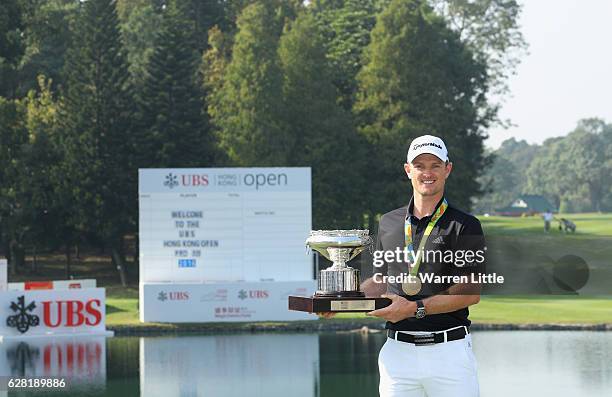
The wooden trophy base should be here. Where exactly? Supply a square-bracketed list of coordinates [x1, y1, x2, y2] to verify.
[288, 294, 392, 313]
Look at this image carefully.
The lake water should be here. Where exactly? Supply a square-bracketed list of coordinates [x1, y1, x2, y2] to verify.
[2, 331, 611, 396]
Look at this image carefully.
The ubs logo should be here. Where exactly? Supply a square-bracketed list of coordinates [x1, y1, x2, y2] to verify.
[164, 173, 179, 189]
[6, 295, 101, 333]
[163, 173, 209, 189]
[7, 295, 40, 334]
[238, 290, 269, 300]
[157, 291, 190, 301]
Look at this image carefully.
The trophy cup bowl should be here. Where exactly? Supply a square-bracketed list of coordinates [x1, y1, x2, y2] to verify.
[308, 229, 370, 297]
[288, 230, 391, 313]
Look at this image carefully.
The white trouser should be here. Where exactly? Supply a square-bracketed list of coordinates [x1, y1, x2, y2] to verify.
[378, 328, 479, 397]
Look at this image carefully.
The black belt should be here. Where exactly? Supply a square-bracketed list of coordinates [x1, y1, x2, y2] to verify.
[387, 326, 469, 346]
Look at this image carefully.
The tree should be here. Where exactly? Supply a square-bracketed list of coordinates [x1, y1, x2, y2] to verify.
[494, 137, 540, 175]
[354, 0, 491, 213]
[212, 2, 291, 166]
[135, 0, 214, 168]
[430, 0, 527, 121]
[119, 2, 163, 88]
[473, 137, 540, 213]
[526, 119, 612, 212]
[222, 0, 303, 35]
[16, 0, 79, 97]
[279, 12, 364, 228]
[60, 0, 135, 286]
[120, 0, 226, 88]
[14, 76, 73, 275]
[0, 75, 67, 276]
[201, 25, 231, 113]
[310, 0, 388, 109]
[472, 154, 519, 214]
[185, 0, 226, 52]
[0, 96, 28, 274]
[310, 0, 525, 115]
[201, 25, 231, 166]
[0, 0, 25, 98]
[116, 0, 163, 21]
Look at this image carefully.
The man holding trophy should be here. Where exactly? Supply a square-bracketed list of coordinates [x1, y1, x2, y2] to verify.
[313, 135, 485, 397]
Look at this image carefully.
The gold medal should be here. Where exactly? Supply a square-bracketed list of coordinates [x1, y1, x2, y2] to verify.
[402, 275, 421, 296]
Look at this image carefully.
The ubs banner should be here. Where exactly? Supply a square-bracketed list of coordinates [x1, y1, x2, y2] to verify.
[139, 168, 315, 322]
[142, 281, 314, 322]
[0, 289, 111, 339]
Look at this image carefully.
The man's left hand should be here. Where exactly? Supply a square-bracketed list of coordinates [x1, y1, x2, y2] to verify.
[366, 294, 416, 323]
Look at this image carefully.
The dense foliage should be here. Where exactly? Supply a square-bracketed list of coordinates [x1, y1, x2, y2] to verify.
[474, 119, 612, 214]
[0, 0, 527, 277]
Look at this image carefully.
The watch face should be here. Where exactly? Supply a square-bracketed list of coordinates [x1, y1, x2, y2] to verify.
[416, 308, 426, 319]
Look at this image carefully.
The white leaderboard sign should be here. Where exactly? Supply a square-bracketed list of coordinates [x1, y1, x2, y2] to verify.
[139, 168, 316, 322]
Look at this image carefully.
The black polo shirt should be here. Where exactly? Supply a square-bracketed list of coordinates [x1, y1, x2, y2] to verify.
[373, 196, 486, 332]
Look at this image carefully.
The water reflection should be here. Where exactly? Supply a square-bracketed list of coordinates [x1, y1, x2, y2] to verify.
[475, 331, 612, 397]
[318, 331, 386, 396]
[0, 331, 610, 396]
[0, 337, 106, 379]
[0, 336, 108, 396]
[140, 334, 319, 397]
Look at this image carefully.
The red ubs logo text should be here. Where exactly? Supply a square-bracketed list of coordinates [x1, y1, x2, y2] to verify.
[42, 299, 102, 327]
[181, 174, 209, 186]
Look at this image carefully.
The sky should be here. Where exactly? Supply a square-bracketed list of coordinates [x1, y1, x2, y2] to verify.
[485, 0, 612, 149]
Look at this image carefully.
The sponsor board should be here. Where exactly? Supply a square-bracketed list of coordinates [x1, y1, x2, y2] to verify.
[140, 281, 316, 322]
[0, 288, 112, 340]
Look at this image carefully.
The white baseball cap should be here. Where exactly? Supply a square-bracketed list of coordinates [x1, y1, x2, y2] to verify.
[407, 135, 448, 163]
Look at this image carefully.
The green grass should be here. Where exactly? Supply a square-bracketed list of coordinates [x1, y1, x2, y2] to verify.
[105, 294, 612, 326]
[478, 212, 612, 237]
[471, 295, 612, 324]
[326, 295, 612, 324]
[105, 285, 140, 325]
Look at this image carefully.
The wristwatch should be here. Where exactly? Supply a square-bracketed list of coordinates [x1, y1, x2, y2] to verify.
[415, 300, 426, 319]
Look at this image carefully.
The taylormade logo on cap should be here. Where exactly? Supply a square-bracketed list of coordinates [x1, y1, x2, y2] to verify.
[407, 135, 448, 163]
[413, 142, 442, 150]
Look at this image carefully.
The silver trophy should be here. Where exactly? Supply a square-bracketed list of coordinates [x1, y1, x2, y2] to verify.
[289, 230, 391, 313]
[307, 229, 372, 297]
[288, 229, 391, 313]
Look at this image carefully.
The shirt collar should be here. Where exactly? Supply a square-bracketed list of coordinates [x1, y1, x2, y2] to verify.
[406, 195, 446, 221]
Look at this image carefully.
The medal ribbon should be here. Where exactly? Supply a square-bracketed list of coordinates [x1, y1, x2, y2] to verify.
[404, 198, 448, 277]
